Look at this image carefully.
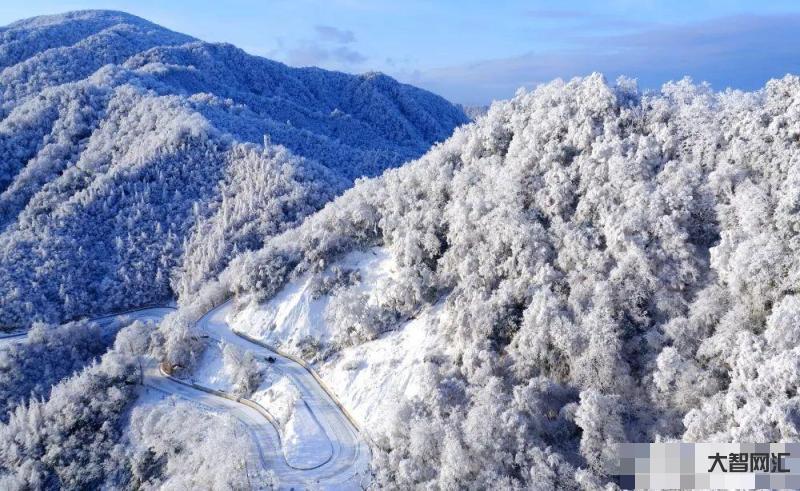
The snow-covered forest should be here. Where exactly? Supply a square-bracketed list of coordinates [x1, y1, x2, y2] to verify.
[206, 73, 800, 488]
[2, 7, 800, 491]
[0, 10, 468, 328]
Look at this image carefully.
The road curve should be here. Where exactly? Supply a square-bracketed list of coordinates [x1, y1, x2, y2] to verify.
[194, 301, 371, 490]
[2, 304, 371, 489]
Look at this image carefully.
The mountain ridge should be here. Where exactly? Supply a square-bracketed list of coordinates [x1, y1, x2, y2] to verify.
[0, 10, 468, 327]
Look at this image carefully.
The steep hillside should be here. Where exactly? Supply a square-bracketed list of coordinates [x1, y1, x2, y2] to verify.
[209, 74, 800, 488]
[0, 10, 468, 327]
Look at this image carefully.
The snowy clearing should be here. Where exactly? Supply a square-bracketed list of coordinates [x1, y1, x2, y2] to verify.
[232, 247, 397, 351]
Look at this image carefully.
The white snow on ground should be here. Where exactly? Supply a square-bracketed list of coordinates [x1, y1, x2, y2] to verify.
[191, 339, 334, 470]
[251, 374, 333, 469]
[124, 389, 272, 490]
[193, 301, 371, 488]
[0, 332, 27, 349]
[319, 303, 446, 433]
[191, 340, 229, 390]
[252, 376, 298, 426]
[235, 246, 447, 434]
[232, 247, 396, 350]
[282, 398, 333, 469]
[191, 339, 332, 469]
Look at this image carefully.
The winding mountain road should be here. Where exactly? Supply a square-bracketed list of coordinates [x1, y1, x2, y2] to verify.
[185, 301, 371, 489]
[3, 302, 371, 490]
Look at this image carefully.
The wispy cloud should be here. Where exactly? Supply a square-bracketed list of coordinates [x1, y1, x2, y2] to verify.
[404, 14, 800, 105]
[314, 25, 356, 44]
[287, 43, 366, 65]
[277, 24, 366, 68]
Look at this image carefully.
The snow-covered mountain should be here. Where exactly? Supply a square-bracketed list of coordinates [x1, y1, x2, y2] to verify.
[3, 8, 800, 491]
[0, 10, 468, 328]
[205, 74, 800, 488]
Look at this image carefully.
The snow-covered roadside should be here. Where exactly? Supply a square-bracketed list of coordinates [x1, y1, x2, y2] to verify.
[124, 389, 273, 490]
[282, 400, 331, 469]
[317, 304, 446, 434]
[191, 301, 371, 487]
[251, 375, 333, 469]
[231, 248, 397, 350]
[190, 337, 333, 469]
[230, 246, 446, 435]
[0, 332, 29, 349]
[191, 340, 228, 390]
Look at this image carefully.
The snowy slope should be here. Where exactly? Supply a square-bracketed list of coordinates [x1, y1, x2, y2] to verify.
[0, 10, 468, 328]
[319, 303, 447, 434]
[231, 248, 396, 349]
[191, 337, 334, 470]
[191, 301, 372, 488]
[230, 247, 450, 437]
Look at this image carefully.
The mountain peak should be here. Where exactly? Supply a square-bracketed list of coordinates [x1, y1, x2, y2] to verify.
[3, 9, 177, 31]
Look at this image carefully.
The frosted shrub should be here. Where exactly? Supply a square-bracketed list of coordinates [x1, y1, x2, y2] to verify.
[308, 266, 361, 299]
[0, 319, 123, 422]
[325, 288, 398, 347]
[222, 343, 263, 397]
[296, 336, 325, 362]
[0, 348, 140, 488]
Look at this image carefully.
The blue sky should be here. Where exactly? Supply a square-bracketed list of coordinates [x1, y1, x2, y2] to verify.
[2, 1, 800, 105]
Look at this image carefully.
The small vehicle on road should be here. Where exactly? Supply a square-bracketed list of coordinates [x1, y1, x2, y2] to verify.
[266, 356, 276, 363]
